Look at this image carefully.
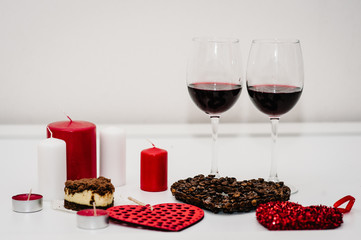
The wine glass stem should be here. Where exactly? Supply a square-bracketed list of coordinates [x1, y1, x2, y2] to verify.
[210, 116, 220, 177]
[269, 117, 280, 182]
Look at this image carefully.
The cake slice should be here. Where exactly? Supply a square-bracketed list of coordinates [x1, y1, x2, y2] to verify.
[64, 176, 115, 211]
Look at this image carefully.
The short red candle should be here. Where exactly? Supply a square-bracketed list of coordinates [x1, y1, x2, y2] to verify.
[47, 120, 96, 180]
[141, 147, 168, 192]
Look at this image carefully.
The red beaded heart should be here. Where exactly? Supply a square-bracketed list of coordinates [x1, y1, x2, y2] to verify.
[257, 196, 355, 230]
[107, 203, 204, 231]
[257, 201, 343, 230]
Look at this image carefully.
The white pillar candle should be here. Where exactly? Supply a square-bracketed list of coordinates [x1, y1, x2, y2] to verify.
[100, 127, 126, 187]
[37, 137, 66, 201]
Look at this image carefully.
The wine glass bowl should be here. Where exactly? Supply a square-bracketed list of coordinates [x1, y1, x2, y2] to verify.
[187, 37, 242, 176]
[246, 39, 304, 191]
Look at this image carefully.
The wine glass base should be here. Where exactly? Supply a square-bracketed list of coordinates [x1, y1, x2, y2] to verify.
[209, 172, 220, 178]
[267, 177, 298, 195]
[288, 184, 298, 195]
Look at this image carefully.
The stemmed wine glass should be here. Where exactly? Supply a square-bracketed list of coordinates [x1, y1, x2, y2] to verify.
[187, 37, 242, 177]
[246, 39, 304, 193]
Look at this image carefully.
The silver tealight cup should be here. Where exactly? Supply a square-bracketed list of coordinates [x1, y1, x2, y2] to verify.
[12, 193, 43, 213]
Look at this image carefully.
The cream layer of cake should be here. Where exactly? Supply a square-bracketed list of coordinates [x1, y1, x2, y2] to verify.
[64, 190, 113, 207]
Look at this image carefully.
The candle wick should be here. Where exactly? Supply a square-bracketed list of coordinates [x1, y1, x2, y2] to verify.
[47, 127, 53, 138]
[128, 196, 153, 211]
[146, 139, 156, 148]
[66, 115, 73, 123]
[27, 188, 32, 201]
[93, 202, 97, 216]
[63, 111, 73, 123]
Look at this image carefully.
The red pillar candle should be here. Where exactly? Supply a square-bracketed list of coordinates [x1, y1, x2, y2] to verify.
[140, 147, 167, 192]
[47, 120, 96, 180]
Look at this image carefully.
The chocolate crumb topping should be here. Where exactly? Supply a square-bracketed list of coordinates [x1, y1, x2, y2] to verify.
[64, 176, 115, 196]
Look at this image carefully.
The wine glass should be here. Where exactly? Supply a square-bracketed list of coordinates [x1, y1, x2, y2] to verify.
[246, 39, 304, 193]
[187, 37, 242, 177]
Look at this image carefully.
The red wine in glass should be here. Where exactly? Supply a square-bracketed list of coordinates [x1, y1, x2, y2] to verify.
[188, 82, 242, 115]
[247, 85, 302, 117]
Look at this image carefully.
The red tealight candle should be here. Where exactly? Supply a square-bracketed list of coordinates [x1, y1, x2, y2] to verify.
[12, 193, 43, 213]
[47, 119, 96, 180]
[140, 146, 168, 192]
[77, 209, 109, 229]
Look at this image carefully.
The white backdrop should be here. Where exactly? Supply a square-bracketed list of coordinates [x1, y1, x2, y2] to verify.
[1, 0, 361, 124]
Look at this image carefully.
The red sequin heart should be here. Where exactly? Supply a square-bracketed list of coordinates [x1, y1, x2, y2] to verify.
[256, 201, 343, 230]
[107, 203, 204, 231]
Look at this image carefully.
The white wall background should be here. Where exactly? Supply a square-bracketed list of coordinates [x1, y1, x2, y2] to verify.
[1, 0, 361, 124]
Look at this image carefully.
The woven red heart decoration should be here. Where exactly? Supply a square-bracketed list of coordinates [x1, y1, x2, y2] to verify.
[256, 195, 355, 230]
[107, 203, 204, 231]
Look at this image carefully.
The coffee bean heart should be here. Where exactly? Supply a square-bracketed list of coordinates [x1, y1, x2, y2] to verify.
[107, 203, 204, 231]
[171, 174, 291, 213]
[256, 201, 343, 230]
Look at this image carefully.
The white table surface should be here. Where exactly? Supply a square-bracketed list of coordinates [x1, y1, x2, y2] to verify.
[0, 122, 360, 239]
